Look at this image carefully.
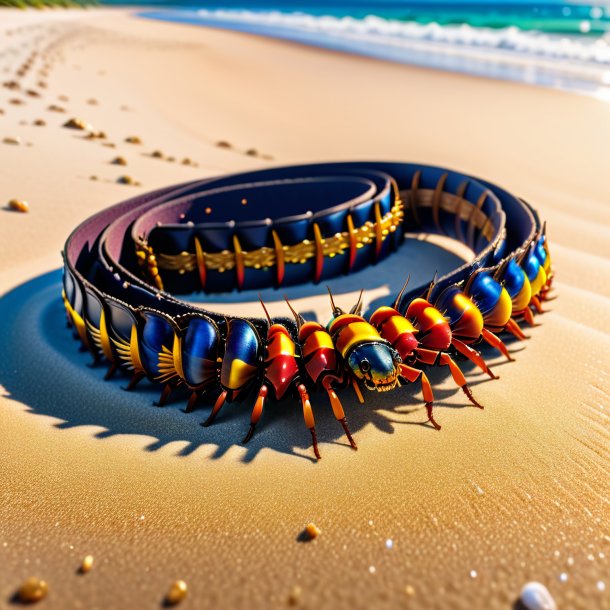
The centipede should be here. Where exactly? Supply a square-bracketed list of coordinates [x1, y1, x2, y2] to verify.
[62, 162, 553, 460]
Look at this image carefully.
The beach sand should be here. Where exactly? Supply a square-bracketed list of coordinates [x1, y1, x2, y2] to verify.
[0, 9, 608, 610]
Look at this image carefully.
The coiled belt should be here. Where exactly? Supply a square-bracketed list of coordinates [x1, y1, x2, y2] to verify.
[62, 162, 553, 459]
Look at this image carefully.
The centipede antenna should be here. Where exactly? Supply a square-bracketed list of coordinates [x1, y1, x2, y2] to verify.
[426, 271, 438, 301]
[464, 266, 484, 294]
[392, 274, 410, 310]
[284, 295, 305, 330]
[327, 286, 342, 316]
[258, 295, 272, 326]
[349, 289, 364, 316]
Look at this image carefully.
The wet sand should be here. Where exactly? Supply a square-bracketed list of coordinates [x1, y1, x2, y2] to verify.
[0, 9, 608, 610]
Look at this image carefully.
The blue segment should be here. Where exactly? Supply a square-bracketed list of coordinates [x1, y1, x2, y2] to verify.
[523, 253, 541, 281]
[140, 311, 174, 377]
[221, 319, 261, 390]
[434, 285, 464, 326]
[182, 316, 220, 388]
[468, 272, 501, 315]
[503, 259, 526, 298]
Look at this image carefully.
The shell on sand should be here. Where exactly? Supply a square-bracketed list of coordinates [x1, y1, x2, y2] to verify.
[3, 137, 21, 145]
[125, 136, 142, 144]
[17, 577, 48, 603]
[165, 580, 187, 606]
[519, 582, 557, 610]
[8, 199, 29, 213]
[111, 156, 127, 166]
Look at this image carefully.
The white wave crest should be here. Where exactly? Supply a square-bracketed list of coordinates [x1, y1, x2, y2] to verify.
[195, 8, 610, 66]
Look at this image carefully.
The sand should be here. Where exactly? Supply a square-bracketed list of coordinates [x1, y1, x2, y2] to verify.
[0, 8, 608, 610]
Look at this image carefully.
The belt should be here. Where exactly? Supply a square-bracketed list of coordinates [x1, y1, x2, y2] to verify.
[62, 161, 553, 460]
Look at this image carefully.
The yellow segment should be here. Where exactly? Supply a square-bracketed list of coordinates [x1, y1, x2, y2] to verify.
[303, 330, 334, 358]
[222, 358, 258, 390]
[511, 277, 532, 312]
[172, 332, 185, 380]
[484, 287, 512, 328]
[334, 320, 382, 357]
[529, 266, 547, 297]
[267, 330, 296, 360]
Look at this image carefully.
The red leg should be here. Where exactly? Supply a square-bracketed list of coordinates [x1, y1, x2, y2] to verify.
[504, 318, 528, 340]
[184, 390, 201, 413]
[242, 385, 268, 444]
[201, 390, 228, 427]
[530, 295, 543, 314]
[104, 362, 118, 380]
[452, 338, 498, 380]
[123, 372, 145, 391]
[322, 377, 357, 450]
[351, 378, 365, 404]
[520, 307, 535, 326]
[415, 349, 484, 410]
[297, 384, 321, 460]
[399, 363, 440, 430]
[481, 328, 514, 362]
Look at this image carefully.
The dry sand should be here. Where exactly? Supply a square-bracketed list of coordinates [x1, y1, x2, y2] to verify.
[0, 9, 608, 610]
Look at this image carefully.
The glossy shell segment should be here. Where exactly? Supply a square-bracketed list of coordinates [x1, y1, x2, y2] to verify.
[405, 299, 452, 351]
[370, 306, 419, 358]
[466, 272, 512, 331]
[503, 259, 532, 312]
[299, 321, 339, 385]
[220, 318, 261, 391]
[181, 315, 220, 389]
[328, 314, 383, 358]
[264, 325, 299, 400]
[434, 286, 484, 344]
[139, 310, 175, 378]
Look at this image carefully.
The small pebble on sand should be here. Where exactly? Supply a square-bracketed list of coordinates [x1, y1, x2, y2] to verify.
[85, 131, 106, 140]
[87, 98, 98, 105]
[3, 80, 19, 90]
[8, 199, 29, 213]
[287, 585, 302, 606]
[111, 156, 127, 166]
[117, 175, 136, 185]
[181, 157, 195, 166]
[3, 136, 21, 145]
[17, 577, 48, 603]
[165, 580, 188, 606]
[58, 95, 69, 102]
[167, 156, 175, 163]
[216, 140, 232, 149]
[304, 522, 321, 540]
[9, 98, 24, 105]
[519, 582, 557, 610]
[125, 136, 142, 144]
[47, 104, 65, 113]
[80, 555, 94, 574]
[245, 148, 258, 156]
[63, 117, 93, 131]
[33, 119, 46, 126]
[150, 150, 164, 159]
[90, 175, 98, 181]
[26, 89, 40, 98]
[405, 585, 415, 596]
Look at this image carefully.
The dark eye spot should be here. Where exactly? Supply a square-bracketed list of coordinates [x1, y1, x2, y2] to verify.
[359, 359, 371, 373]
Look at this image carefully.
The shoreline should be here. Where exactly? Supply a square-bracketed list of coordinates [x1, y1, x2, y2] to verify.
[0, 8, 608, 610]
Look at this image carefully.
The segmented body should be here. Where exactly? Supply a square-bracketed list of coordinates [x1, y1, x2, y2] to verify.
[62, 166, 554, 461]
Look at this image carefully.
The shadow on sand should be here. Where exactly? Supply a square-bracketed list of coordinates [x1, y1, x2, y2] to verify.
[0, 238, 511, 463]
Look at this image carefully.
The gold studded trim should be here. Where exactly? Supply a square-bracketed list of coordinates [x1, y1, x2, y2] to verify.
[148, 199, 405, 278]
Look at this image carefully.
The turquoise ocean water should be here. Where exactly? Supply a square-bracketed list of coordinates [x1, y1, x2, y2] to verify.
[107, 2, 610, 97]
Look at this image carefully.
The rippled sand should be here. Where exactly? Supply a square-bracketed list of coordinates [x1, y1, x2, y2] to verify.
[0, 9, 608, 610]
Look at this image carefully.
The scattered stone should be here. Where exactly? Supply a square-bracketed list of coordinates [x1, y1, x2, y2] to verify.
[215, 140, 232, 149]
[25, 89, 40, 98]
[9, 98, 24, 105]
[519, 582, 557, 610]
[117, 175, 135, 185]
[245, 148, 258, 156]
[87, 98, 98, 105]
[3, 80, 20, 90]
[405, 585, 415, 596]
[111, 156, 127, 166]
[167, 156, 175, 163]
[7, 199, 29, 213]
[90, 175, 98, 181]
[3, 136, 21, 145]
[165, 580, 188, 606]
[181, 157, 194, 166]
[125, 136, 142, 144]
[58, 94, 69, 102]
[47, 104, 66, 113]
[79, 555, 94, 574]
[85, 131, 106, 140]
[150, 149, 164, 159]
[303, 522, 321, 540]
[287, 585, 302, 606]
[33, 119, 46, 126]
[38, 80, 47, 89]
[103, 142, 116, 148]
[63, 117, 93, 131]
[16, 577, 48, 603]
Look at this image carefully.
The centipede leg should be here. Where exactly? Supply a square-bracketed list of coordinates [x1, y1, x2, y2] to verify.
[530, 295, 543, 314]
[243, 385, 268, 444]
[297, 384, 321, 460]
[451, 338, 498, 380]
[184, 391, 201, 413]
[399, 364, 440, 431]
[201, 390, 228, 427]
[416, 349, 484, 410]
[154, 382, 173, 407]
[322, 378, 357, 450]
[104, 362, 118, 380]
[123, 372, 145, 391]
[521, 307, 535, 326]
[481, 328, 514, 362]
[352, 378, 365, 404]
[504, 318, 528, 340]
